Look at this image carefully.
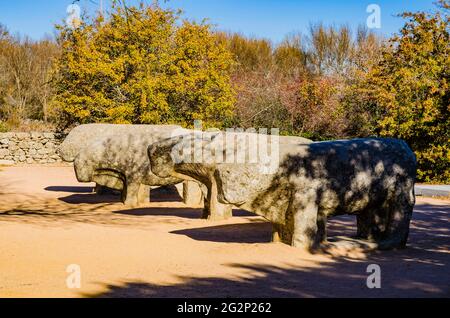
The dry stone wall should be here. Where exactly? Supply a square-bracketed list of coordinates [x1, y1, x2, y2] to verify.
[0, 132, 64, 165]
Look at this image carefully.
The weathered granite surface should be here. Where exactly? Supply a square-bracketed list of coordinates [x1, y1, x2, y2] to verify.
[74, 127, 203, 207]
[149, 131, 313, 220]
[0, 132, 63, 165]
[149, 134, 416, 251]
[58, 124, 181, 162]
[60, 124, 180, 204]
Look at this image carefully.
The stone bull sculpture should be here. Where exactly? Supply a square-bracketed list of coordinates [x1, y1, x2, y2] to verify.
[58, 124, 180, 194]
[149, 131, 312, 220]
[74, 129, 204, 207]
[59, 124, 181, 162]
[149, 134, 416, 251]
[59, 124, 203, 207]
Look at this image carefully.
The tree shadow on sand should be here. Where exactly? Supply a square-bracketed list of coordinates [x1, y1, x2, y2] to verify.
[83, 202, 450, 298]
[84, 252, 450, 298]
[0, 193, 195, 227]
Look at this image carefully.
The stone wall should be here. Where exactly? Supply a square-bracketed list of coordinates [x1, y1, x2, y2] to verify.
[0, 132, 63, 165]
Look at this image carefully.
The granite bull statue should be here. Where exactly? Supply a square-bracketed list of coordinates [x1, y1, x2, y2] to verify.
[149, 133, 416, 251]
[73, 128, 205, 207]
[148, 131, 312, 220]
[58, 124, 180, 194]
[60, 124, 202, 207]
[58, 124, 181, 162]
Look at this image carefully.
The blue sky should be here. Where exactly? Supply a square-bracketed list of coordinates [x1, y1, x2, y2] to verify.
[0, 0, 438, 42]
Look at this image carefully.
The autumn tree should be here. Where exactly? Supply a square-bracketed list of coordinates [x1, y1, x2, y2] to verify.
[217, 32, 273, 73]
[53, 1, 235, 128]
[0, 25, 59, 129]
[274, 33, 308, 77]
[367, 0, 450, 183]
[224, 24, 382, 139]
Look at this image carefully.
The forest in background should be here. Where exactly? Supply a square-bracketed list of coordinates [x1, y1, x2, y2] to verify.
[0, 0, 448, 183]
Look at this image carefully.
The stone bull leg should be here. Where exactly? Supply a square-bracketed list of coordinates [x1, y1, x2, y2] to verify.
[121, 182, 150, 207]
[202, 196, 233, 221]
[316, 211, 328, 245]
[174, 181, 204, 206]
[271, 191, 327, 252]
[290, 192, 321, 251]
[182, 181, 204, 206]
[377, 193, 414, 250]
[272, 224, 289, 243]
[180, 180, 232, 220]
[177, 179, 230, 219]
[356, 194, 414, 250]
[202, 179, 233, 221]
[271, 211, 327, 247]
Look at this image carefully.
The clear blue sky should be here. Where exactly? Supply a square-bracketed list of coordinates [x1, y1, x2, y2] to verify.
[0, 0, 438, 42]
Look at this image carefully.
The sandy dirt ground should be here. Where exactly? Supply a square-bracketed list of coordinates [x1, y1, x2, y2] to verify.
[0, 166, 449, 298]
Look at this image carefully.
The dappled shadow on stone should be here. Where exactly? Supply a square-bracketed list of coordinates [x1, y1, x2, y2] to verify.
[171, 222, 272, 244]
[239, 139, 418, 250]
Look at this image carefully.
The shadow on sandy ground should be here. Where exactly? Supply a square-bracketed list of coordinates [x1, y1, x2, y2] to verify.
[115, 207, 255, 220]
[53, 185, 185, 205]
[85, 252, 450, 298]
[86, 202, 449, 298]
[115, 207, 203, 219]
[171, 222, 273, 243]
[1, 168, 449, 298]
[149, 186, 183, 203]
[45, 186, 95, 193]
[58, 193, 122, 204]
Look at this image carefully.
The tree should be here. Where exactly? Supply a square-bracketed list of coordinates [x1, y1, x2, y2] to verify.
[367, 0, 450, 183]
[53, 1, 235, 129]
[274, 33, 308, 77]
[217, 32, 273, 73]
[0, 30, 59, 128]
[307, 23, 353, 77]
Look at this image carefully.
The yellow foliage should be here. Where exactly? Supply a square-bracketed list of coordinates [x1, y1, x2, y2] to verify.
[366, 3, 450, 183]
[53, 2, 235, 129]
